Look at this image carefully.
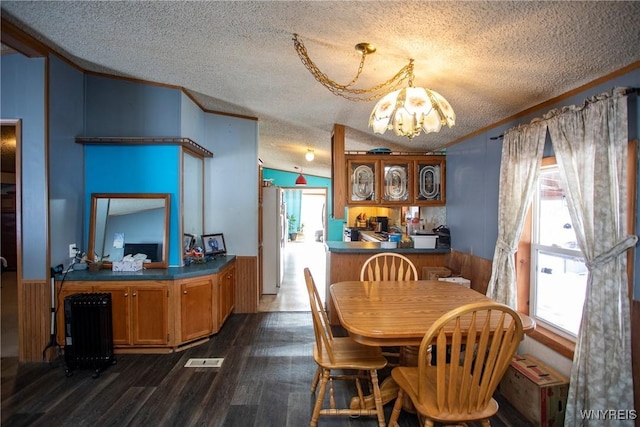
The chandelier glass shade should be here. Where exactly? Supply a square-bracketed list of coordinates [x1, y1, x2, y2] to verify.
[293, 34, 454, 140]
[369, 86, 456, 139]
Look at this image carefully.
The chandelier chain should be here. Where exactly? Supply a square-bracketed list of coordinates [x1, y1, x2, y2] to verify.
[293, 34, 414, 102]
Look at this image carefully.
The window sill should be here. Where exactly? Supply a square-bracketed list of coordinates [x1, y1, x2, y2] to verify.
[526, 323, 575, 360]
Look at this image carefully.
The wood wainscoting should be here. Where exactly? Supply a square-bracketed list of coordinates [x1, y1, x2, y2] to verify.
[444, 250, 493, 295]
[19, 279, 50, 362]
[234, 255, 258, 313]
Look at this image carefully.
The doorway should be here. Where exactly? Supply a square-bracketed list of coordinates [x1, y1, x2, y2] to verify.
[1, 120, 21, 358]
[259, 186, 327, 312]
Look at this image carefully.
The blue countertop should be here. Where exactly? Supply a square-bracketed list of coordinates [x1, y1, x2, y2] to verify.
[56, 255, 236, 281]
[324, 241, 450, 254]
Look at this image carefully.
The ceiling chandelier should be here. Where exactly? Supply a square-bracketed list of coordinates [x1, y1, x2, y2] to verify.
[293, 34, 455, 140]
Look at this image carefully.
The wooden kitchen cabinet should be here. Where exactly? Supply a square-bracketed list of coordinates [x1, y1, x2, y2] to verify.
[215, 263, 235, 330]
[348, 158, 378, 204]
[54, 257, 236, 353]
[381, 159, 411, 204]
[91, 284, 131, 346]
[130, 284, 169, 346]
[94, 282, 169, 346]
[57, 281, 170, 349]
[178, 276, 213, 343]
[413, 156, 446, 204]
[345, 154, 446, 206]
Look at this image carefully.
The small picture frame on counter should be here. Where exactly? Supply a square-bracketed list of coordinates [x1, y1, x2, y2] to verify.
[202, 233, 226, 256]
[183, 233, 195, 253]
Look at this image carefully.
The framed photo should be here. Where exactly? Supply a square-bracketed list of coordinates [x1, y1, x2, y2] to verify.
[183, 233, 196, 253]
[202, 233, 226, 255]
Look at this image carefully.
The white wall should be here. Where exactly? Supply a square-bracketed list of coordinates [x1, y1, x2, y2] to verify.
[203, 114, 259, 257]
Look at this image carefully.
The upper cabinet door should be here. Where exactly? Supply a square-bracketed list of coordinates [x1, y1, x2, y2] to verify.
[414, 156, 446, 205]
[348, 159, 378, 204]
[382, 160, 411, 204]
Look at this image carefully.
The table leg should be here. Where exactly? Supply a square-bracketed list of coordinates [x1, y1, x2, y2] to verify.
[349, 345, 422, 411]
[350, 376, 399, 409]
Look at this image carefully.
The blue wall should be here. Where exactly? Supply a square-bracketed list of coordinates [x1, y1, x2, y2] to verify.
[84, 144, 181, 266]
[84, 75, 181, 137]
[446, 69, 640, 298]
[82, 75, 185, 265]
[0, 53, 48, 278]
[261, 169, 342, 241]
[49, 55, 85, 267]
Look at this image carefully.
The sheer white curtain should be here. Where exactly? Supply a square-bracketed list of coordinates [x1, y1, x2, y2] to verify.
[486, 121, 547, 308]
[546, 88, 637, 426]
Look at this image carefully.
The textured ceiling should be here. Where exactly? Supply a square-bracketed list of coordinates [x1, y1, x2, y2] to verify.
[2, 1, 639, 178]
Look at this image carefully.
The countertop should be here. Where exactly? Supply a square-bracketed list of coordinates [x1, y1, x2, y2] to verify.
[324, 241, 450, 254]
[55, 255, 236, 281]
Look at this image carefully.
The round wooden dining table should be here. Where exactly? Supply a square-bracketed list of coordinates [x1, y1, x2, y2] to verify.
[330, 280, 535, 347]
[330, 280, 536, 409]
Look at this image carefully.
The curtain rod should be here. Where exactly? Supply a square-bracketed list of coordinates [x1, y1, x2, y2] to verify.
[489, 87, 638, 141]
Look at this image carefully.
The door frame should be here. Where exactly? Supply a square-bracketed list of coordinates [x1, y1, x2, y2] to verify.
[1, 119, 23, 358]
[280, 186, 328, 243]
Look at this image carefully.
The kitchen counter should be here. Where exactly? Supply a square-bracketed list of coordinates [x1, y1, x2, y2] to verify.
[56, 255, 236, 281]
[325, 241, 449, 254]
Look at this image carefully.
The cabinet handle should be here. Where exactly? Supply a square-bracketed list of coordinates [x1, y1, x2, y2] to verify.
[183, 290, 187, 294]
[132, 292, 137, 297]
[124, 293, 128, 297]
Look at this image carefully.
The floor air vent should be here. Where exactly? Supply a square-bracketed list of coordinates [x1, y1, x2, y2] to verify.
[184, 358, 224, 368]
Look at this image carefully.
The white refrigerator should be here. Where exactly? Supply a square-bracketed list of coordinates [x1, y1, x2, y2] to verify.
[262, 187, 286, 294]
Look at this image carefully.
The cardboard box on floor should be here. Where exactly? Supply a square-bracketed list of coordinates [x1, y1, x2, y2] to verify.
[499, 354, 569, 427]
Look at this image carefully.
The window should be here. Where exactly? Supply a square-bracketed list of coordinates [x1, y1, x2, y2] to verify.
[530, 162, 587, 340]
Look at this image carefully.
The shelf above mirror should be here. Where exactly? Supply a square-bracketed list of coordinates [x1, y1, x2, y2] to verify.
[76, 136, 213, 158]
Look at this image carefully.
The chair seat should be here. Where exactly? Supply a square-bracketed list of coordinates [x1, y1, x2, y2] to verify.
[391, 365, 499, 423]
[314, 336, 387, 370]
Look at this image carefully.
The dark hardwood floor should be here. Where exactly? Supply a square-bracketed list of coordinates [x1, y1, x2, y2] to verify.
[1, 312, 532, 426]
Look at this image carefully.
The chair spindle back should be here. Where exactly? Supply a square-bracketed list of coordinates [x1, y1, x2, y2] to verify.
[417, 301, 523, 415]
[360, 252, 418, 281]
[304, 268, 335, 363]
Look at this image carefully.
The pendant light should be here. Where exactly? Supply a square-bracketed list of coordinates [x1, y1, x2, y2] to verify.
[294, 166, 307, 186]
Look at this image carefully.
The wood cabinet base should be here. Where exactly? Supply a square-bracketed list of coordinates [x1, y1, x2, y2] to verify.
[55, 260, 236, 354]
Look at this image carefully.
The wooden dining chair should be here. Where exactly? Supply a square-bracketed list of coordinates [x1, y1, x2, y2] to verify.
[360, 252, 418, 281]
[360, 252, 418, 365]
[388, 301, 524, 427]
[304, 268, 388, 427]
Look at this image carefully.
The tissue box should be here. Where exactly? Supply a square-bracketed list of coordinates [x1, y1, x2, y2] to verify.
[438, 276, 471, 288]
[112, 260, 143, 272]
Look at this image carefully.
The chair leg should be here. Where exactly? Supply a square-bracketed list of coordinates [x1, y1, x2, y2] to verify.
[389, 388, 404, 427]
[369, 369, 386, 427]
[422, 418, 434, 427]
[310, 368, 330, 427]
[481, 420, 491, 427]
[310, 365, 321, 392]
